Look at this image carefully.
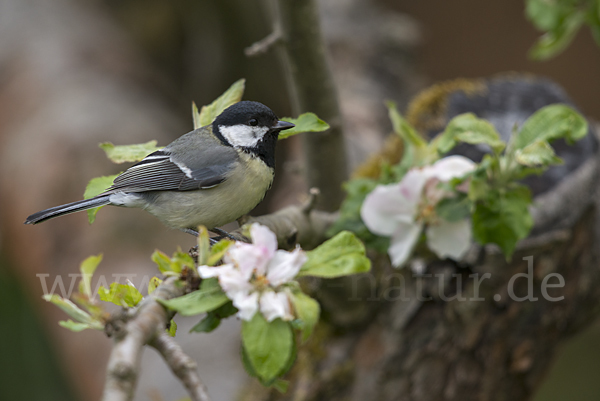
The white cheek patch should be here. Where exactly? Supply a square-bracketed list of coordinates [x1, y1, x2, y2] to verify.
[219, 124, 269, 148]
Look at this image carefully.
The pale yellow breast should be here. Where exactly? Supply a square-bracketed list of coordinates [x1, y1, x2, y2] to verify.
[144, 152, 274, 230]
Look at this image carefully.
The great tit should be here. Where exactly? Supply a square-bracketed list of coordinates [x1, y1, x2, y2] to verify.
[25, 101, 294, 236]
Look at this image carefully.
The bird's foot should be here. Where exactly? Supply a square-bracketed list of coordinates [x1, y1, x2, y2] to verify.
[209, 227, 238, 241]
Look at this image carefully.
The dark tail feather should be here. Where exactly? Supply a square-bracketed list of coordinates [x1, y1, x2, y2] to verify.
[24, 196, 112, 225]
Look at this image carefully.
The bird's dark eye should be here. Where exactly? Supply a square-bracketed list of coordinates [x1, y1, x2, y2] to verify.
[248, 119, 258, 126]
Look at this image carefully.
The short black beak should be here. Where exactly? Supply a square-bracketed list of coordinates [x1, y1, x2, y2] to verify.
[272, 120, 295, 131]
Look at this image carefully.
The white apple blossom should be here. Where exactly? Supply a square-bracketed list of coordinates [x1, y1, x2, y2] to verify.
[361, 155, 476, 268]
[199, 223, 306, 321]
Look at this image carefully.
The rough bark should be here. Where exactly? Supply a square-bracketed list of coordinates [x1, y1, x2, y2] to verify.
[240, 155, 600, 401]
[272, 0, 348, 211]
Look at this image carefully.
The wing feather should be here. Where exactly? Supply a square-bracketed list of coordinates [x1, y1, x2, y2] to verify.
[104, 149, 234, 193]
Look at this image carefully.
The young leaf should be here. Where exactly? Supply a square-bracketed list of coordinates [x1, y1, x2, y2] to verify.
[299, 231, 371, 278]
[148, 276, 162, 294]
[472, 186, 533, 259]
[151, 249, 194, 275]
[59, 320, 94, 332]
[151, 250, 173, 275]
[525, 0, 568, 31]
[83, 174, 120, 223]
[514, 140, 563, 167]
[271, 379, 290, 394]
[436, 113, 505, 154]
[386, 100, 427, 149]
[290, 291, 320, 342]
[158, 286, 229, 316]
[197, 226, 210, 266]
[195, 79, 246, 128]
[278, 113, 330, 139]
[514, 104, 588, 150]
[79, 254, 103, 298]
[528, 11, 586, 60]
[99, 141, 162, 164]
[43, 294, 102, 328]
[327, 178, 390, 254]
[241, 313, 294, 382]
[171, 250, 195, 273]
[167, 319, 177, 337]
[435, 195, 472, 222]
[190, 301, 238, 333]
[98, 283, 143, 307]
[207, 239, 233, 266]
[190, 313, 222, 333]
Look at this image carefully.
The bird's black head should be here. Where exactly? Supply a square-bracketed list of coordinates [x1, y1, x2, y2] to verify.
[212, 101, 294, 168]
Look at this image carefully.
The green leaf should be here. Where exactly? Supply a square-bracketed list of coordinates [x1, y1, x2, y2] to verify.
[514, 104, 588, 150]
[271, 379, 290, 393]
[436, 113, 505, 154]
[98, 282, 143, 307]
[167, 319, 177, 337]
[190, 314, 222, 333]
[152, 250, 173, 274]
[58, 320, 94, 332]
[83, 174, 120, 223]
[435, 195, 472, 222]
[172, 250, 195, 273]
[299, 231, 371, 278]
[290, 291, 320, 342]
[158, 286, 229, 316]
[151, 249, 194, 276]
[79, 254, 102, 298]
[327, 179, 390, 254]
[190, 301, 238, 333]
[197, 226, 210, 266]
[529, 11, 586, 60]
[99, 140, 162, 164]
[278, 113, 330, 139]
[43, 294, 102, 328]
[195, 79, 246, 128]
[207, 239, 233, 266]
[472, 186, 533, 259]
[514, 140, 563, 166]
[386, 100, 427, 148]
[241, 314, 294, 382]
[148, 276, 162, 294]
[525, 0, 572, 31]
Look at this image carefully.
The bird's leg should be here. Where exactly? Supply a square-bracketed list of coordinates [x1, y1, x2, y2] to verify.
[209, 227, 238, 241]
[180, 228, 220, 245]
[180, 228, 199, 237]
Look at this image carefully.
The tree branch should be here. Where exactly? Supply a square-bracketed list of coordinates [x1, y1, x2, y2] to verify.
[237, 188, 337, 249]
[102, 277, 195, 401]
[149, 332, 212, 401]
[267, 0, 347, 211]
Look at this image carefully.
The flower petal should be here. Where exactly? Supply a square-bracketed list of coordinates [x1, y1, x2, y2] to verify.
[233, 291, 259, 321]
[429, 155, 476, 182]
[388, 222, 423, 268]
[250, 223, 278, 258]
[199, 264, 253, 298]
[361, 181, 421, 236]
[398, 168, 430, 204]
[266, 248, 307, 286]
[225, 243, 267, 278]
[426, 218, 472, 260]
[259, 291, 293, 322]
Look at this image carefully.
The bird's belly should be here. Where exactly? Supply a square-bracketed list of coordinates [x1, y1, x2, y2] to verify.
[143, 163, 273, 230]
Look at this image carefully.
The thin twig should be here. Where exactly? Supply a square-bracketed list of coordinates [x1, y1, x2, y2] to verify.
[302, 187, 321, 215]
[102, 277, 186, 401]
[150, 332, 212, 401]
[244, 28, 283, 57]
